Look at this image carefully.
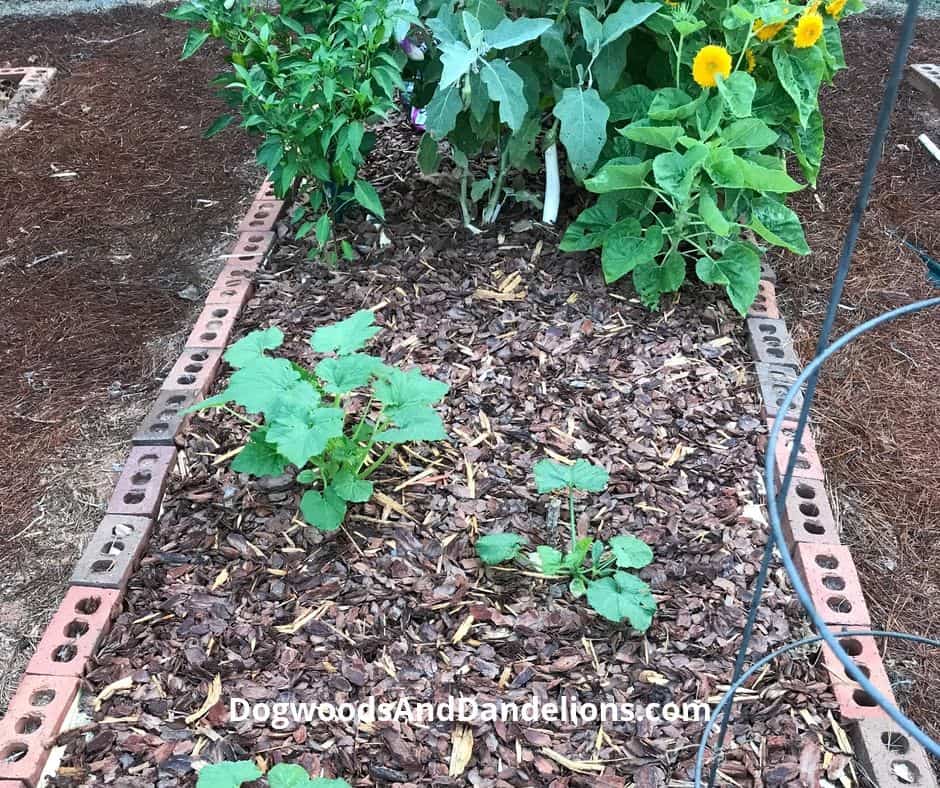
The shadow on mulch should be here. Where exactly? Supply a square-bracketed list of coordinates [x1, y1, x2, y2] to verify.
[773, 14, 940, 743]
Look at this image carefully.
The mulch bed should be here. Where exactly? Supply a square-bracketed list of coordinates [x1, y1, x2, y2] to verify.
[773, 14, 940, 741]
[0, 4, 254, 555]
[47, 117, 864, 786]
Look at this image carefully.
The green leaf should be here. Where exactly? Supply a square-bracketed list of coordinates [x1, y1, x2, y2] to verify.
[773, 45, 825, 128]
[439, 40, 481, 89]
[739, 158, 803, 193]
[791, 108, 824, 186]
[533, 458, 609, 493]
[374, 367, 449, 407]
[181, 29, 211, 60]
[698, 189, 730, 237]
[425, 82, 464, 140]
[586, 572, 657, 629]
[315, 354, 381, 394]
[353, 180, 385, 220]
[417, 133, 440, 175]
[652, 144, 709, 203]
[559, 200, 618, 251]
[196, 761, 262, 788]
[632, 251, 686, 309]
[223, 357, 301, 415]
[593, 35, 628, 97]
[694, 242, 761, 316]
[267, 764, 313, 788]
[607, 84, 654, 123]
[579, 8, 604, 55]
[647, 88, 699, 121]
[569, 576, 588, 598]
[609, 534, 654, 569]
[476, 532, 527, 565]
[296, 469, 318, 484]
[315, 213, 331, 247]
[619, 123, 683, 150]
[331, 469, 373, 503]
[584, 160, 652, 193]
[378, 405, 448, 443]
[224, 327, 284, 369]
[553, 87, 610, 181]
[311, 310, 380, 356]
[300, 487, 347, 531]
[748, 196, 810, 255]
[530, 545, 564, 575]
[479, 59, 527, 132]
[267, 405, 345, 467]
[601, 1, 661, 45]
[563, 537, 594, 571]
[601, 223, 663, 283]
[484, 16, 553, 49]
[203, 114, 235, 139]
[720, 118, 778, 149]
[231, 428, 287, 477]
[715, 71, 755, 118]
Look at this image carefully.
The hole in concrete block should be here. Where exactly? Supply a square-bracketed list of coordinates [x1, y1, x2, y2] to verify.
[851, 688, 877, 707]
[889, 759, 920, 784]
[75, 596, 101, 615]
[101, 540, 125, 555]
[815, 553, 839, 569]
[758, 323, 776, 334]
[29, 689, 55, 706]
[149, 422, 170, 434]
[800, 502, 820, 517]
[124, 491, 145, 505]
[166, 395, 186, 405]
[827, 595, 852, 613]
[1, 742, 28, 763]
[15, 715, 42, 734]
[796, 483, 816, 499]
[91, 559, 115, 574]
[200, 332, 218, 341]
[211, 308, 229, 318]
[178, 374, 196, 385]
[206, 320, 223, 330]
[839, 637, 863, 657]
[65, 620, 89, 638]
[852, 663, 871, 679]
[804, 520, 825, 535]
[52, 643, 77, 662]
[822, 575, 845, 591]
[248, 234, 265, 242]
[157, 409, 177, 420]
[137, 454, 159, 466]
[882, 732, 910, 754]
[243, 244, 259, 252]
[112, 522, 135, 537]
[131, 470, 152, 484]
[190, 351, 209, 361]
[184, 363, 204, 373]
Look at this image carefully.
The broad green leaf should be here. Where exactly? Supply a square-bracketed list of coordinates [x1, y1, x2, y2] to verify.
[632, 252, 686, 309]
[300, 487, 347, 531]
[579, 8, 604, 54]
[698, 189, 730, 237]
[476, 532, 527, 565]
[609, 535, 654, 569]
[773, 45, 825, 128]
[296, 469, 318, 484]
[331, 469, 373, 503]
[485, 16, 553, 49]
[601, 223, 664, 283]
[479, 59, 527, 131]
[720, 118, 778, 149]
[231, 428, 287, 477]
[203, 114, 235, 139]
[748, 196, 810, 255]
[311, 310, 379, 356]
[704, 146, 745, 188]
[584, 160, 652, 192]
[593, 35, 628, 97]
[315, 354, 381, 394]
[425, 83, 464, 139]
[607, 84, 654, 123]
[570, 576, 588, 598]
[601, 1, 661, 45]
[694, 242, 761, 316]
[374, 367, 449, 407]
[540, 25, 575, 85]
[378, 405, 448, 443]
[553, 87, 610, 181]
[619, 123, 683, 150]
[315, 213, 331, 247]
[224, 327, 284, 369]
[439, 40, 480, 89]
[267, 764, 313, 788]
[463, 0, 506, 27]
[715, 71, 755, 118]
[417, 133, 440, 174]
[533, 458, 609, 493]
[791, 108, 824, 186]
[739, 158, 802, 193]
[353, 180, 385, 220]
[530, 545, 564, 575]
[652, 144, 708, 203]
[196, 761, 262, 788]
[586, 572, 656, 629]
[223, 357, 301, 415]
[647, 88, 699, 121]
[563, 537, 594, 571]
[695, 94, 724, 141]
[181, 29, 210, 60]
[267, 404, 345, 467]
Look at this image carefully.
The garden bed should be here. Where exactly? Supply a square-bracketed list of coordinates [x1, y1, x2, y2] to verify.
[44, 125, 863, 786]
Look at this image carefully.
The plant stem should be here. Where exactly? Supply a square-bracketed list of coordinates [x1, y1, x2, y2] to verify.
[458, 172, 474, 227]
[734, 28, 755, 72]
[223, 405, 260, 428]
[482, 147, 510, 225]
[675, 33, 685, 89]
[568, 486, 577, 552]
[542, 142, 561, 225]
[361, 444, 395, 479]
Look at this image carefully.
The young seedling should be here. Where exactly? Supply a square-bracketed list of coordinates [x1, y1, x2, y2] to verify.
[475, 458, 657, 631]
[197, 761, 350, 788]
[190, 310, 448, 532]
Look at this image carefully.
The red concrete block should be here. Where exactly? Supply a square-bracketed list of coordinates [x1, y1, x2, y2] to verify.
[821, 627, 895, 719]
[132, 389, 201, 446]
[106, 445, 176, 519]
[25, 587, 121, 678]
[850, 717, 939, 788]
[257, 178, 277, 201]
[770, 418, 825, 483]
[221, 231, 275, 270]
[0, 674, 80, 787]
[185, 303, 239, 350]
[237, 198, 285, 233]
[779, 476, 840, 547]
[69, 514, 153, 590]
[793, 543, 871, 627]
[161, 348, 222, 394]
[748, 280, 780, 320]
[206, 268, 254, 310]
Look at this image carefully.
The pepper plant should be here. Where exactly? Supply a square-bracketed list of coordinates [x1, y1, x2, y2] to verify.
[192, 310, 449, 532]
[168, 0, 418, 263]
[198, 761, 349, 788]
[475, 459, 657, 630]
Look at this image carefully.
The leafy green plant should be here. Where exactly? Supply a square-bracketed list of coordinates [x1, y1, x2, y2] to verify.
[475, 458, 656, 630]
[197, 760, 350, 788]
[192, 310, 449, 532]
[168, 0, 418, 263]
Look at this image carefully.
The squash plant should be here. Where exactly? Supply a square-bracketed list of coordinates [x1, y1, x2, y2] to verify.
[198, 761, 349, 788]
[476, 459, 657, 630]
[191, 310, 449, 532]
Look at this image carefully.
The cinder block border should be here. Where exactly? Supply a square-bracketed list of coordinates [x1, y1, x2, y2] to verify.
[0, 68, 56, 133]
[0, 177, 282, 784]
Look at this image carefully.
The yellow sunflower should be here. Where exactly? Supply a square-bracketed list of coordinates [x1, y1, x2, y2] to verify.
[793, 11, 824, 47]
[826, 0, 847, 15]
[692, 45, 732, 88]
[745, 49, 757, 72]
[754, 18, 786, 41]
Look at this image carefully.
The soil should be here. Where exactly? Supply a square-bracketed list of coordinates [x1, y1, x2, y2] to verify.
[773, 14, 940, 742]
[0, 4, 255, 709]
[47, 117, 864, 788]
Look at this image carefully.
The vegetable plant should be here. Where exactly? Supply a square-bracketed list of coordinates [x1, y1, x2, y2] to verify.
[192, 310, 449, 532]
[198, 760, 349, 788]
[168, 0, 418, 263]
[475, 459, 657, 630]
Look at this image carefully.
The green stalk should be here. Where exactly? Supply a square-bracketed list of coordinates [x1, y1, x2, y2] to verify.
[568, 486, 577, 552]
[361, 444, 395, 479]
[458, 172, 474, 227]
[675, 33, 685, 89]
